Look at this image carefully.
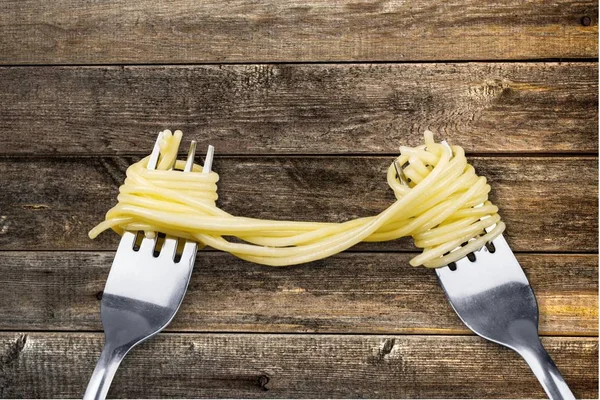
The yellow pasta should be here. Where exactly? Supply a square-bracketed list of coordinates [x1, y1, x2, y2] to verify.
[89, 130, 505, 268]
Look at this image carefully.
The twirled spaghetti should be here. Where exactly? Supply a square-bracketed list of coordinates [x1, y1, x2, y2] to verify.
[89, 130, 505, 268]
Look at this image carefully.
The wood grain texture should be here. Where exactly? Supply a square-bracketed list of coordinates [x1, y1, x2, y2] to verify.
[0, 63, 597, 155]
[1, 0, 597, 398]
[0, 332, 596, 398]
[0, 252, 596, 336]
[0, 0, 597, 64]
[0, 156, 596, 252]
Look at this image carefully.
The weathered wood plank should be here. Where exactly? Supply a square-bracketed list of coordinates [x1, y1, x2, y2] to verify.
[0, 252, 596, 336]
[0, 332, 596, 398]
[0, 1, 597, 64]
[0, 63, 597, 155]
[0, 156, 596, 252]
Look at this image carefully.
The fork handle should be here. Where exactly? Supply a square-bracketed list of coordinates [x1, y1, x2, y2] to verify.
[518, 340, 575, 400]
[84, 342, 127, 400]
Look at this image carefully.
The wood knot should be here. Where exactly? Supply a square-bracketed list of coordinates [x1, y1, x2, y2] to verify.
[468, 79, 511, 103]
[379, 338, 395, 359]
[95, 291, 103, 301]
[2, 334, 27, 365]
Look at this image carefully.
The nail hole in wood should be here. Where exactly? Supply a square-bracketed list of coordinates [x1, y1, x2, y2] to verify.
[581, 16, 592, 26]
[258, 375, 270, 391]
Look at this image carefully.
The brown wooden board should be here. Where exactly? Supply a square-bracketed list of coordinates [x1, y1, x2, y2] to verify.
[1, 1, 598, 397]
[0, 63, 597, 155]
[0, 332, 596, 398]
[0, 156, 596, 252]
[0, 252, 596, 336]
[0, 1, 597, 64]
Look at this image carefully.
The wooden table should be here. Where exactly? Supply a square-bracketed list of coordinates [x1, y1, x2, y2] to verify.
[0, 1, 598, 398]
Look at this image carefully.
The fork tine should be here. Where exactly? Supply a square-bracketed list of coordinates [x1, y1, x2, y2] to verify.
[117, 231, 137, 252]
[181, 241, 197, 260]
[139, 237, 156, 253]
[202, 145, 214, 174]
[184, 140, 197, 173]
[393, 160, 409, 185]
[161, 237, 178, 259]
[168, 141, 201, 259]
[147, 131, 164, 171]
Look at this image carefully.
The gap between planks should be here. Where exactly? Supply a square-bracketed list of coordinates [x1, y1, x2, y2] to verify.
[0, 58, 598, 68]
[1, 153, 598, 159]
[0, 249, 597, 255]
[0, 330, 595, 339]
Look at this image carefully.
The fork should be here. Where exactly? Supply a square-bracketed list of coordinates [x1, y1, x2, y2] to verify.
[434, 146, 575, 400]
[83, 134, 212, 400]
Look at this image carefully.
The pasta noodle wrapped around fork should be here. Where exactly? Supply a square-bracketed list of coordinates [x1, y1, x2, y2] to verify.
[90, 130, 505, 268]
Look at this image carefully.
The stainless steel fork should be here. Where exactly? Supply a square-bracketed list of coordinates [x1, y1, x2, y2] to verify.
[434, 142, 575, 399]
[436, 234, 575, 399]
[84, 134, 212, 400]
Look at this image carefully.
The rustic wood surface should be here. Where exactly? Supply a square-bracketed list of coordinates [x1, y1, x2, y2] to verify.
[0, 63, 597, 156]
[0, 333, 597, 398]
[0, 1, 597, 64]
[0, 0, 597, 398]
[0, 252, 596, 336]
[0, 156, 596, 252]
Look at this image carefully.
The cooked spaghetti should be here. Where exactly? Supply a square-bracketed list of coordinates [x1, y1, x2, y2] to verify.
[89, 130, 505, 268]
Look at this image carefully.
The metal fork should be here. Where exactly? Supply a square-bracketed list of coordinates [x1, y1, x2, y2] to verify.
[433, 145, 575, 399]
[84, 134, 213, 400]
